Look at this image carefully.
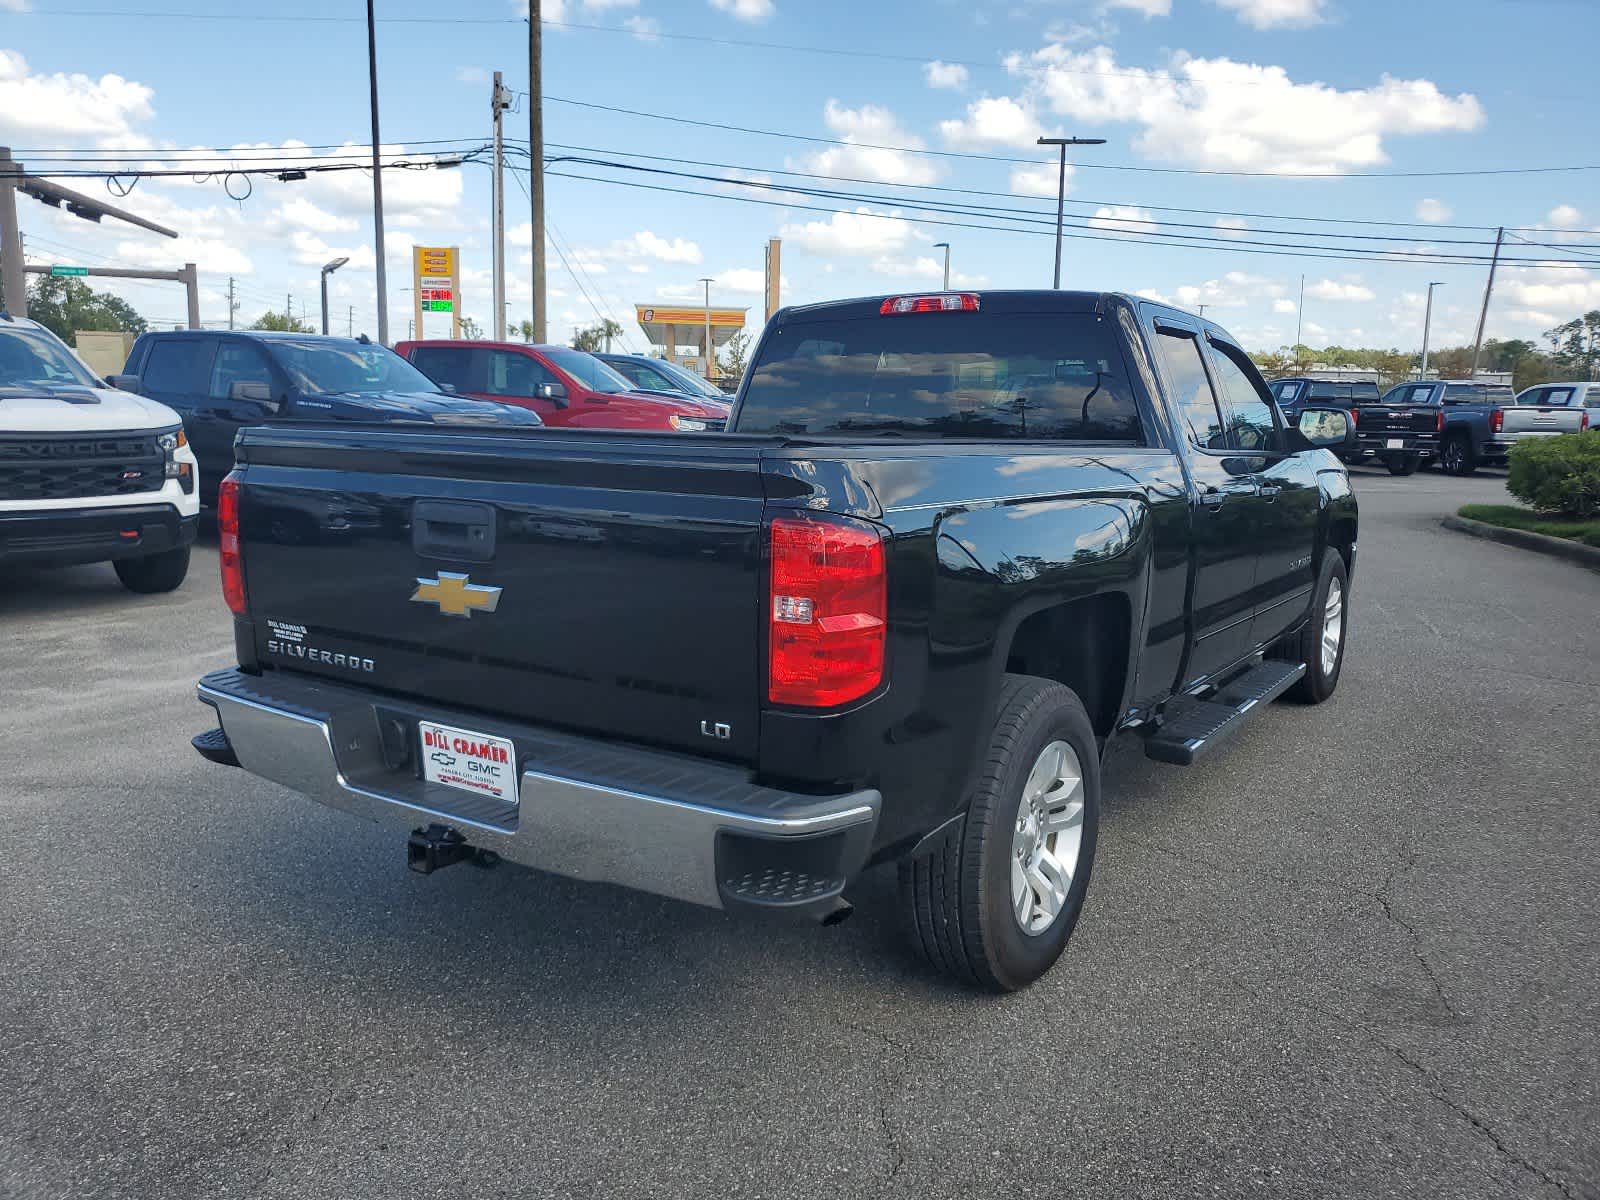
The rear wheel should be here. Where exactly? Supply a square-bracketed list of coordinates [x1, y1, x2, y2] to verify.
[1385, 454, 1418, 476]
[898, 675, 1100, 992]
[1440, 432, 1476, 476]
[1286, 552, 1349, 704]
[113, 545, 190, 594]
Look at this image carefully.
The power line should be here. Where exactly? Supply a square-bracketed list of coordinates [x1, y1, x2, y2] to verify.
[521, 163, 1600, 271]
[542, 95, 1600, 180]
[521, 157, 1600, 268]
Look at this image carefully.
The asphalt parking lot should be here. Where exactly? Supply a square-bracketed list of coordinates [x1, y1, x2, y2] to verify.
[2, 467, 1596, 1200]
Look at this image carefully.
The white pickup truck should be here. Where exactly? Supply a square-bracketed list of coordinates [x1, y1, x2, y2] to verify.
[0, 315, 199, 592]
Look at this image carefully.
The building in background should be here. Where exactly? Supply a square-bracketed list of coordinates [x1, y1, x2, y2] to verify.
[634, 303, 747, 378]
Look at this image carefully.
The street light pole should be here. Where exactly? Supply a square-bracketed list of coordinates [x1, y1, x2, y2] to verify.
[366, 0, 389, 345]
[528, 0, 547, 343]
[1036, 136, 1105, 289]
[320, 256, 349, 336]
[699, 276, 714, 382]
[933, 242, 950, 289]
[1420, 281, 1443, 379]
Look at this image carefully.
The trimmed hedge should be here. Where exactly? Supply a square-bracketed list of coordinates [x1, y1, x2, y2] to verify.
[1506, 430, 1600, 519]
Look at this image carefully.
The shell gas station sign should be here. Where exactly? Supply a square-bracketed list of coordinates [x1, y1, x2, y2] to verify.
[413, 245, 460, 339]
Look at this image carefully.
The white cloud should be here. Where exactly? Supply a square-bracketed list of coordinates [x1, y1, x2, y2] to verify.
[1171, 272, 1283, 310]
[1273, 297, 1299, 314]
[274, 197, 359, 236]
[869, 256, 988, 287]
[1210, 0, 1326, 28]
[583, 0, 638, 8]
[1305, 278, 1375, 302]
[709, 0, 774, 20]
[1547, 205, 1584, 229]
[924, 61, 970, 90]
[1, 1, 33, 12]
[0, 49, 155, 146]
[779, 207, 920, 257]
[624, 15, 661, 38]
[1007, 44, 1484, 173]
[712, 268, 767, 292]
[939, 95, 1044, 150]
[803, 100, 940, 186]
[1415, 197, 1452, 223]
[1214, 216, 1249, 239]
[1009, 162, 1072, 197]
[1088, 205, 1159, 237]
[455, 66, 490, 85]
[1498, 265, 1600, 315]
[1107, 0, 1171, 15]
[623, 231, 703, 263]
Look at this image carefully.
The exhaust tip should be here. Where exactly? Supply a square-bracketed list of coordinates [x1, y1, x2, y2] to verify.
[819, 898, 854, 926]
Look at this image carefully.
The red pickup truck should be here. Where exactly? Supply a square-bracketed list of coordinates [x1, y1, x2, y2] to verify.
[396, 340, 728, 431]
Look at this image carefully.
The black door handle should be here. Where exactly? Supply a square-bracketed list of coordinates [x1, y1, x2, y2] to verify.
[413, 499, 496, 562]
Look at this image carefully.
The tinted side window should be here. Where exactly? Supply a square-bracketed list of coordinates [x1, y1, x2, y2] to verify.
[209, 341, 273, 400]
[408, 346, 479, 393]
[1154, 328, 1225, 450]
[623, 361, 680, 391]
[484, 350, 554, 397]
[1542, 387, 1574, 407]
[1208, 339, 1277, 452]
[141, 338, 215, 396]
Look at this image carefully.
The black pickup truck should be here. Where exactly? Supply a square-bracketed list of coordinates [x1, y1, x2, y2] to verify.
[193, 291, 1358, 991]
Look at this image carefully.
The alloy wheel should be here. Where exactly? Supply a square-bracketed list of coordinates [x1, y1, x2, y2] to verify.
[1009, 740, 1086, 935]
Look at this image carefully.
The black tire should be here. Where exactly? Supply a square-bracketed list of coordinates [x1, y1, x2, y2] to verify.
[1385, 454, 1418, 476]
[1286, 552, 1349, 704]
[113, 545, 190, 594]
[1440, 432, 1476, 476]
[898, 675, 1100, 992]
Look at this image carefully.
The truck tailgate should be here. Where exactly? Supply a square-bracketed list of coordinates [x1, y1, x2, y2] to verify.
[1355, 402, 1438, 437]
[233, 426, 770, 762]
[1499, 405, 1586, 436]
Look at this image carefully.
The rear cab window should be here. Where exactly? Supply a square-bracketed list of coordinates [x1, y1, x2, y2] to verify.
[736, 310, 1143, 441]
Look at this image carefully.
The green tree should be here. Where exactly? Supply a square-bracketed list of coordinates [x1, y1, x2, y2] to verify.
[516, 319, 536, 343]
[459, 316, 483, 340]
[571, 319, 622, 352]
[1545, 311, 1600, 380]
[717, 329, 751, 384]
[24, 276, 147, 343]
[249, 310, 312, 333]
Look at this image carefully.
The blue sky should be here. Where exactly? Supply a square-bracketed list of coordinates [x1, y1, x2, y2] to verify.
[3, 0, 1598, 355]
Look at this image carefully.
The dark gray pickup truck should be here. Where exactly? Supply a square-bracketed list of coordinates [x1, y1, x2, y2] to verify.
[193, 291, 1359, 991]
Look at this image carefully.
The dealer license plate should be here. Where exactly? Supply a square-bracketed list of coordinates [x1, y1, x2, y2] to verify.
[1386, 438, 1405, 449]
[419, 720, 518, 807]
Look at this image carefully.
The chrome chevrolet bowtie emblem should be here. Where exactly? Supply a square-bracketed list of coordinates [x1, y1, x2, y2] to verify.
[411, 572, 502, 618]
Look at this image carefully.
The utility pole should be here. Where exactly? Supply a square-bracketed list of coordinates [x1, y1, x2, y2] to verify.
[0, 150, 24, 315]
[528, 0, 547, 342]
[367, 0, 390, 345]
[700, 277, 714, 381]
[933, 242, 951, 289]
[1197, 304, 1208, 319]
[1420, 281, 1443, 379]
[286, 293, 292, 324]
[1295, 274, 1306, 366]
[227, 277, 235, 329]
[1470, 226, 1504, 379]
[1036, 136, 1106, 289]
[348, 305, 354, 337]
[491, 70, 511, 341]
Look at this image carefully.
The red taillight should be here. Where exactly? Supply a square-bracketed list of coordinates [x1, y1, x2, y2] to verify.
[1437, 408, 1446, 433]
[1490, 408, 1504, 433]
[1582, 410, 1590, 431]
[768, 512, 887, 708]
[879, 293, 979, 316]
[217, 473, 246, 616]
[1348, 407, 1358, 427]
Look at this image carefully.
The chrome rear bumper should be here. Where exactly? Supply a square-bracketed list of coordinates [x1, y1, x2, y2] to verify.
[197, 668, 879, 911]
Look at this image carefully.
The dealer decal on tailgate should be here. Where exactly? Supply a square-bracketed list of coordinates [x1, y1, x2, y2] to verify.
[419, 720, 518, 806]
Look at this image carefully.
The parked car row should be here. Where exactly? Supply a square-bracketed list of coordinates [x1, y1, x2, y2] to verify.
[1269, 376, 1593, 476]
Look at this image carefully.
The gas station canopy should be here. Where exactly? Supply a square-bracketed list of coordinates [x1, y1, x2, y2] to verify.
[635, 303, 747, 374]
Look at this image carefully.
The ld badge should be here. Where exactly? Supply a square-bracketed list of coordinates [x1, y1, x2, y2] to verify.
[411, 572, 502, 619]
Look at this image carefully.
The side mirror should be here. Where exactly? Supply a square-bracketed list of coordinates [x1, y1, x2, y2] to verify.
[1296, 406, 1355, 449]
[106, 374, 140, 392]
[229, 380, 282, 414]
[537, 381, 569, 407]
[438, 382, 458, 394]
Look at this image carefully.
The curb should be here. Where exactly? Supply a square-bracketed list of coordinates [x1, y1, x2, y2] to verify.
[1442, 514, 1600, 573]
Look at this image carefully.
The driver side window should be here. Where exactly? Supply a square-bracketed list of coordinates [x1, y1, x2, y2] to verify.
[209, 341, 273, 401]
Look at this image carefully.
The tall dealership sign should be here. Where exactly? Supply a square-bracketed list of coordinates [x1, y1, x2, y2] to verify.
[412, 245, 460, 339]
